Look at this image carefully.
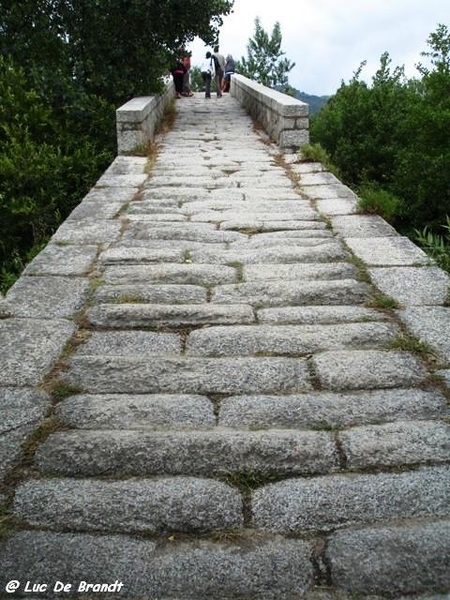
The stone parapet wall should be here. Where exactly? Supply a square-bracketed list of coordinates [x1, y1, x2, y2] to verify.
[116, 81, 175, 154]
[230, 74, 309, 152]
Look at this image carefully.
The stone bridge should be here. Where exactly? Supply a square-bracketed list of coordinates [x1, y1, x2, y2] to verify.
[0, 75, 450, 599]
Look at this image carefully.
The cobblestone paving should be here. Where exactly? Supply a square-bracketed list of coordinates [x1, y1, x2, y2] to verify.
[1, 93, 450, 599]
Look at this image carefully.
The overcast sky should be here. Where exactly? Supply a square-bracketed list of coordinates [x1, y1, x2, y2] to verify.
[188, 0, 449, 96]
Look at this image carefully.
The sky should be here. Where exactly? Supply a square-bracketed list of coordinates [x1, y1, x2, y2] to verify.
[187, 0, 449, 96]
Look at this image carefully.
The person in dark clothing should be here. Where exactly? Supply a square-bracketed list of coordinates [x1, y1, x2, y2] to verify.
[222, 54, 236, 93]
[170, 59, 186, 99]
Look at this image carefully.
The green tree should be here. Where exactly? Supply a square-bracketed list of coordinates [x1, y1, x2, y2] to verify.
[238, 17, 295, 90]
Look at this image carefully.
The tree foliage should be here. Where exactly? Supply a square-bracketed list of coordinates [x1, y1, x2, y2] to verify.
[238, 17, 295, 89]
[310, 24, 450, 234]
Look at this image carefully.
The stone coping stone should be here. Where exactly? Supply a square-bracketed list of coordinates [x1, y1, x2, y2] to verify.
[0, 532, 314, 599]
[98, 247, 186, 264]
[102, 264, 238, 286]
[211, 279, 370, 307]
[88, 303, 255, 328]
[295, 171, 341, 185]
[302, 184, 358, 201]
[95, 172, 148, 187]
[218, 389, 448, 429]
[345, 236, 430, 266]
[94, 284, 207, 304]
[331, 215, 398, 237]
[61, 356, 313, 394]
[244, 263, 357, 282]
[56, 394, 215, 429]
[0, 319, 75, 386]
[84, 186, 138, 203]
[23, 244, 98, 276]
[340, 420, 450, 469]
[257, 305, 388, 325]
[102, 155, 148, 174]
[0, 388, 51, 434]
[370, 266, 450, 306]
[186, 322, 398, 357]
[123, 222, 247, 244]
[312, 349, 427, 390]
[13, 477, 243, 533]
[0, 276, 90, 318]
[51, 220, 122, 244]
[315, 198, 359, 216]
[66, 200, 124, 221]
[397, 306, 450, 360]
[35, 429, 338, 477]
[252, 465, 450, 532]
[326, 520, 450, 595]
[192, 242, 349, 265]
[75, 331, 181, 356]
[0, 425, 36, 483]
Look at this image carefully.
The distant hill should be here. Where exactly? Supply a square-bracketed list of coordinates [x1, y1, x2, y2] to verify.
[294, 91, 331, 114]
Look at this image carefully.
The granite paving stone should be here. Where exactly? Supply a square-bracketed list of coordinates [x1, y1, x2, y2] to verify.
[55, 394, 215, 429]
[35, 429, 338, 477]
[74, 331, 181, 355]
[397, 306, 450, 359]
[257, 305, 388, 324]
[370, 266, 450, 306]
[102, 264, 238, 286]
[93, 283, 207, 304]
[23, 244, 98, 276]
[345, 236, 431, 266]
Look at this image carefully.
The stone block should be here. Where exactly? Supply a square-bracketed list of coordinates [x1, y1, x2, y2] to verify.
[370, 267, 450, 306]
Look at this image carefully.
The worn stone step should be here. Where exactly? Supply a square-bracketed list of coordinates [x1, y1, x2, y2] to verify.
[35, 429, 338, 477]
[211, 279, 370, 307]
[243, 263, 357, 281]
[340, 420, 450, 469]
[13, 477, 243, 534]
[0, 532, 314, 599]
[123, 222, 247, 243]
[191, 242, 349, 264]
[61, 356, 312, 394]
[312, 349, 428, 390]
[102, 264, 238, 286]
[326, 521, 450, 596]
[76, 331, 181, 356]
[94, 284, 207, 304]
[190, 209, 319, 222]
[218, 389, 448, 429]
[98, 247, 186, 264]
[56, 394, 215, 429]
[257, 305, 388, 324]
[88, 303, 255, 328]
[252, 466, 450, 532]
[185, 322, 399, 357]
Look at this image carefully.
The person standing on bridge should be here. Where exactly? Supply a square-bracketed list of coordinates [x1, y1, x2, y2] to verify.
[170, 57, 187, 99]
[212, 46, 225, 97]
[200, 51, 215, 99]
[221, 54, 236, 93]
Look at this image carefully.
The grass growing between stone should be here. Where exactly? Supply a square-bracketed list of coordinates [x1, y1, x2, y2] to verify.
[367, 292, 400, 311]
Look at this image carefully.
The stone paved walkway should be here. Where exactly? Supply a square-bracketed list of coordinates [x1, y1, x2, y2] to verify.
[1, 93, 450, 598]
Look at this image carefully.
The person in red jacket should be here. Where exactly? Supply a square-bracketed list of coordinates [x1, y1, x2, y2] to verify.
[170, 58, 186, 99]
[181, 53, 194, 96]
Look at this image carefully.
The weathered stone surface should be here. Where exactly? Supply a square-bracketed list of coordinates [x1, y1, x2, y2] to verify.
[88, 303, 255, 328]
[327, 521, 450, 595]
[345, 236, 430, 266]
[0, 532, 314, 599]
[51, 220, 122, 244]
[98, 247, 185, 264]
[219, 389, 448, 429]
[397, 306, 450, 359]
[0, 388, 51, 434]
[257, 305, 388, 324]
[103, 264, 238, 286]
[0, 425, 36, 483]
[13, 477, 243, 533]
[0, 319, 75, 386]
[94, 284, 207, 304]
[220, 219, 323, 231]
[191, 209, 318, 223]
[61, 356, 312, 394]
[303, 184, 357, 201]
[75, 331, 181, 355]
[1, 276, 90, 318]
[312, 350, 427, 390]
[315, 198, 359, 216]
[252, 466, 450, 532]
[192, 242, 349, 265]
[35, 429, 338, 477]
[340, 420, 450, 469]
[186, 322, 398, 356]
[370, 267, 450, 306]
[124, 222, 246, 244]
[23, 244, 98, 276]
[56, 394, 215, 429]
[212, 279, 370, 307]
[331, 215, 398, 237]
[243, 263, 357, 281]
